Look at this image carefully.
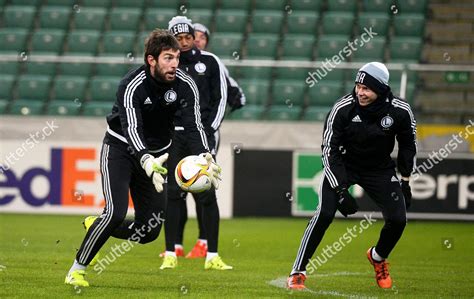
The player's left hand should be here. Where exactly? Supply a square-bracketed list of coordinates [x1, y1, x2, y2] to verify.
[401, 180, 412, 209]
[200, 152, 222, 189]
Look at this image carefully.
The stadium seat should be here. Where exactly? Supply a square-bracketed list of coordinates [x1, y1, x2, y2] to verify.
[101, 31, 136, 55]
[281, 34, 315, 60]
[58, 62, 93, 77]
[214, 10, 248, 33]
[316, 35, 350, 59]
[207, 33, 243, 60]
[10, 0, 41, 5]
[187, 9, 213, 25]
[114, 0, 146, 8]
[10, 100, 44, 115]
[307, 81, 343, 106]
[47, 100, 81, 116]
[389, 37, 422, 62]
[39, 6, 71, 29]
[0, 100, 8, 114]
[272, 80, 306, 106]
[0, 29, 28, 54]
[265, 105, 301, 121]
[219, 0, 251, 10]
[4, 5, 36, 29]
[393, 14, 425, 37]
[81, 0, 112, 8]
[0, 61, 20, 75]
[251, 10, 284, 34]
[274, 67, 310, 81]
[51, 75, 87, 102]
[290, 0, 323, 11]
[361, 0, 392, 12]
[148, 0, 180, 9]
[350, 37, 386, 62]
[303, 106, 331, 121]
[65, 30, 100, 55]
[16, 75, 51, 101]
[246, 33, 279, 60]
[322, 12, 355, 35]
[391, 82, 416, 103]
[239, 66, 273, 80]
[319, 68, 347, 84]
[0, 75, 15, 99]
[254, 0, 286, 10]
[286, 11, 319, 34]
[358, 13, 390, 36]
[397, 0, 428, 14]
[228, 104, 264, 120]
[96, 63, 134, 77]
[30, 29, 66, 55]
[327, 0, 358, 12]
[24, 61, 57, 76]
[186, 0, 216, 10]
[145, 9, 178, 31]
[45, 0, 78, 5]
[82, 101, 112, 117]
[239, 79, 270, 105]
[88, 76, 121, 102]
[109, 8, 141, 31]
[73, 7, 107, 30]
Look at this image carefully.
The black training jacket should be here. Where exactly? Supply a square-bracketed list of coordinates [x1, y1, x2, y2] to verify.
[322, 92, 417, 189]
[105, 65, 209, 160]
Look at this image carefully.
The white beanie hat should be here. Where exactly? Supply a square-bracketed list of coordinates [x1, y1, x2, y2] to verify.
[168, 16, 194, 37]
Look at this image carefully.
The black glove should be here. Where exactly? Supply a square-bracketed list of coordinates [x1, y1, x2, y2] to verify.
[335, 186, 359, 217]
[401, 180, 412, 209]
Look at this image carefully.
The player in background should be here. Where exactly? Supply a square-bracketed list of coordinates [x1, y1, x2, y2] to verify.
[287, 62, 416, 290]
[160, 16, 232, 270]
[64, 29, 220, 287]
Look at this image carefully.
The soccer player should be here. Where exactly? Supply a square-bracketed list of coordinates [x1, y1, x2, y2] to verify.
[287, 62, 416, 290]
[160, 16, 232, 270]
[64, 29, 220, 287]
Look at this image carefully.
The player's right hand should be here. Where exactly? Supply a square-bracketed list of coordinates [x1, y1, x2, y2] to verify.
[199, 152, 222, 190]
[335, 186, 359, 217]
[141, 153, 169, 193]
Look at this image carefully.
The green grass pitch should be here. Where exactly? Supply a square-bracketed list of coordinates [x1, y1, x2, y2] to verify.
[0, 214, 473, 298]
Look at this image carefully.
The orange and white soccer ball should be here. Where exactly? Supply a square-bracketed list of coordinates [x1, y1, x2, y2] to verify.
[174, 155, 212, 193]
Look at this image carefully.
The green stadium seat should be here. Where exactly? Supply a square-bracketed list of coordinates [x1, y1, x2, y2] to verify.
[239, 79, 270, 105]
[136, 31, 149, 57]
[51, 76, 87, 102]
[4, 6, 36, 29]
[391, 82, 416, 103]
[219, 0, 251, 10]
[47, 100, 81, 116]
[389, 37, 422, 62]
[303, 106, 331, 121]
[272, 80, 306, 106]
[281, 34, 315, 60]
[351, 37, 386, 61]
[186, 0, 216, 10]
[246, 33, 279, 60]
[89, 76, 120, 102]
[397, 0, 428, 14]
[308, 81, 343, 106]
[65, 30, 100, 55]
[361, 0, 392, 13]
[207, 33, 243, 60]
[16, 75, 51, 101]
[115, 0, 146, 8]
[390, 69, 418, 85]
[286, 11, 319, 34]
[96, 63, 134, 77]
[228, 104, 264, 120]
[101, 31, 136, 55]
[393, 14, 425, 37]
[327, 0, 358, 12]
[187, 9, 213, 25]
[215, 10, 248, 33]
[145, 9, 177, 31]
[251, 10, 284, 34]
[320, 68, 347, 83]
[239, 66, 273, 80]
[322, 12, 355, 35]
[265, 105, 301, 121]
[73, 7, 107, 30]
[58, 62, 93, 77]
[44, 0, 76, 5]
[81, 0, 112, 7]
[24, 61, 57, 76]
[39, 6, 71, 29]
[317, 35, 350, 59]
[0, 75, 15, 99]
[109, 8, 141, 31]
[10, 0, 41, 5]
[82, 101, 112, 117]
[290, 0, 323, 11]
[148, 0, 180, 9]
[0, 100, 8, 114]
[274, 67, 310, 81]
[30, 29, 66, 55]
[254, 0, 286, 10]
[0, 61, 20, 75]
[358, 13, 390, 36]
[0, 29, 28, 54]
[10, 100, 44, 116]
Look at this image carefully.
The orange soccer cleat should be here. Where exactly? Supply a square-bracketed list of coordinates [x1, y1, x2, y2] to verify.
[367, 247, 392, 289]
[185, 240, 207, 258]
[287, 273, 306, 290]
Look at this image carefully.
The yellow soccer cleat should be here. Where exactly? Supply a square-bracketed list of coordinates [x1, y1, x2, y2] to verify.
[64, 270, 89, 287]
[160, 255, 178, 270]
[204, 256, 233, 270]
[83, 216, 100, 266]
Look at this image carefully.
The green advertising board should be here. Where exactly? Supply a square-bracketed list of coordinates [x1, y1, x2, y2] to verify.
[292, 152, 323, 216]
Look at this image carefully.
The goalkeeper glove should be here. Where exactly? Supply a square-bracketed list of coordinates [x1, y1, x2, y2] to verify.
[401, 180, 411, 209]
[141, 153, 168, 193]
[199, 152, 222, 190]
[335, 186, 358, 217]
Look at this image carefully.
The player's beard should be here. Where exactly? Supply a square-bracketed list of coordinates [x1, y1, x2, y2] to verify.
[152, 64, 176, 83]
